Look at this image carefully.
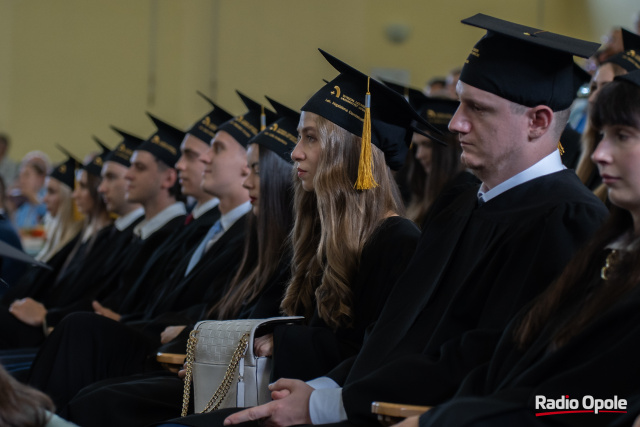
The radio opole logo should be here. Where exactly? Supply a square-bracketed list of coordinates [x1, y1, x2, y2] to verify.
[535, 395, 627, 417]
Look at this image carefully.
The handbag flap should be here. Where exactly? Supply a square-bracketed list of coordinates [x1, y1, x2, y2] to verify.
[193, 316, 304, 365]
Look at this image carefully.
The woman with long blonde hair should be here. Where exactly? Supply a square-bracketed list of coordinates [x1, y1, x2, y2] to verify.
[36, 157, 83, 263]
[253, 51, 438, 382]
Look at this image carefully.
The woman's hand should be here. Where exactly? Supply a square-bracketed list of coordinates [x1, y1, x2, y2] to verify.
[254, 333, 274, 357]
[160, 325, 186, 344]
[92, 300, 122, 321]
[9, 298, 47, 326]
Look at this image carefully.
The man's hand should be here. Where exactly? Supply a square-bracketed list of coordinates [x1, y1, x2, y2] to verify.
[92, 300, 122, 321]
[224, 379, 313, 427]
[254, 333, 274, 357]
[9, 298, 47, 326]
[160, 325, 186, 344]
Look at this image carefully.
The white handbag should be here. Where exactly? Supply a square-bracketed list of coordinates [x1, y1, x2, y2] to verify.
[181, 316, 304, 416]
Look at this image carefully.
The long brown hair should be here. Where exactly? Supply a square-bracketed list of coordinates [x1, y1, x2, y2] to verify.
[406, 131, 462, 225]
[281, 115, 404, 329]
[516, 80, 640, 349]
[0, 363, 54, 427]
[209, 145, 294, 319]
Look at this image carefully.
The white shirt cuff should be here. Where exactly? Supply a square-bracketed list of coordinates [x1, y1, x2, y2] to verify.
[307, 379, 347, 424]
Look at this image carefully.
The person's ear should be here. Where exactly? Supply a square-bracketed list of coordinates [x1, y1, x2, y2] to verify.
[161, 167, 178, 190]
[527, 105, 553, 139]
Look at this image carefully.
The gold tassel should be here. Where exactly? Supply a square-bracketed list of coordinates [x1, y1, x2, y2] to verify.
[72, 171, 85, 222]
[354, 77, 378, 190]
[72, 199, 84, 222]
[558, 141, 565, 156]
[260, 106, 266, 131]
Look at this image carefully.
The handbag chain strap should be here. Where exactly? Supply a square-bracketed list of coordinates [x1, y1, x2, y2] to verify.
[201, 332, 250, 413]
[180, 330, 251, 417]
[181, 329, 200, 417]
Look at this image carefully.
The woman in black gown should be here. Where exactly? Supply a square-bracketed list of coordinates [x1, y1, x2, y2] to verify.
[163, 50, 440, 426]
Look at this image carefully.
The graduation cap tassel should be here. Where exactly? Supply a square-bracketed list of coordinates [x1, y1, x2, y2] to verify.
[557, 141, 565, 156]
[72, 162, 84, 222]
[260, 106, 266, 131]
[354, 77, 378, 191]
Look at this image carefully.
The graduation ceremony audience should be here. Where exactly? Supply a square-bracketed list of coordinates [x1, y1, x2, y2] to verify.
[219, 14, 609, 427]
[58, 96, 300, 427]
[2, 5, 640, 427]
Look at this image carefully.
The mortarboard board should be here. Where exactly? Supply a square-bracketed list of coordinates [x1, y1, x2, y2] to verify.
[459, 13, 600, 111]
[187, 92, 235, 144]
[249, 96, 300, 164]
[605, 28, 640, 72]
[83, 136, 111, 177]
[382, 80, 459, 134]
[614, 69, 640, 88]
[50, 145, 80, 189]
[138, 114, 185, 168]
[0, 240, 51, 269]
[302, 49, 441, 189]
[380, 80, 428, 111]
[217, 92, 278, 148]
[106, 127, 144, 168]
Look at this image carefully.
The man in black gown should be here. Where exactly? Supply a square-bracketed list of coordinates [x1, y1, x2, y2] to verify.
[216, 14, 609, 427]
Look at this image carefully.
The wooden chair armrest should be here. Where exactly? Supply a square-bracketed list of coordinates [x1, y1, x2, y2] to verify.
[157, 352, 186, 372]
[372, 402, 431, 426]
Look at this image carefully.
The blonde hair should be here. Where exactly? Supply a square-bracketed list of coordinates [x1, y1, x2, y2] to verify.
[281, 115, 404, 329]
[36, 179, 83, 262]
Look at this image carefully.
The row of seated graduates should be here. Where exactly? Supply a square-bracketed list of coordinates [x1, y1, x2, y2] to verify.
[1, 20, 624, 427]
[12, 50, 447, 425]
[23, 25, 620, 425]
[0, 91, 260, 377]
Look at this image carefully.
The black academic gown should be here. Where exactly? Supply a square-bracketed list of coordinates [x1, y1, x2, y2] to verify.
[62, 255, 293, 427]
[97, 213, 186, 314]
[324, 171, 609, 426]
[43, 215, 144, 326]
[28, 214, 248, 410]
[112, 205, 220, 319]
[270, 216, 421, 382]
[420, 272, 640, 427]
[0, 232, 81, 349]
[165, 217, 422, 427]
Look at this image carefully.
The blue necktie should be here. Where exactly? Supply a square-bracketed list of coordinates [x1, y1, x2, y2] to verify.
[184, 220, 223, 276]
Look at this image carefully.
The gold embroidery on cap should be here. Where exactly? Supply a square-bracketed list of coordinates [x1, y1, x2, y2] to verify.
[59, 165, 67, 174]
[151, 135, 177, 155]
[331, 86, 341, 98]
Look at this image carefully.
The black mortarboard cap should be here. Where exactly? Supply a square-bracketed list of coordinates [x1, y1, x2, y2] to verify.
[83, 137, 111, 177]
[459, 13, 600, 111]
[606, 28, 640, 72]
[216, 92, 278, 148]
[106, 126, 144, 168]
[614, 69, 640, 88]
[381, 80, 459, 134]
[138, 114, 185, 167]
[249, 97, 300, 164]
[380, 80, 428, 111]
[302, 49, 441, 188]
[187, 92, 235, 144]
[51, 145, 80, 189]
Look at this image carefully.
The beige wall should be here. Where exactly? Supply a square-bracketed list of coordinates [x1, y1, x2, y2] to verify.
[1, 0, 638, 164]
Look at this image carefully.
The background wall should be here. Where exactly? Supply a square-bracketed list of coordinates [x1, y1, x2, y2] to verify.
[0, 0, 638, 163]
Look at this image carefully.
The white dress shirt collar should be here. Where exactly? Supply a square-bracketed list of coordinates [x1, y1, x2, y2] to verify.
[478, 150, 565, 204]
